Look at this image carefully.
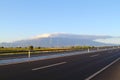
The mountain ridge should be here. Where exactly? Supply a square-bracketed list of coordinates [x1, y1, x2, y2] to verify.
[0, 33, 119, 47]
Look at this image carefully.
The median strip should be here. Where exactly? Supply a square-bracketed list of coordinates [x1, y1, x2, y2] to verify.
[0, 49, 111, 66]
[32, 62, 67, 71]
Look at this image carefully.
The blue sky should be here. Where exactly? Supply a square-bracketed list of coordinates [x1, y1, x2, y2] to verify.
[0, 0, 120, 42]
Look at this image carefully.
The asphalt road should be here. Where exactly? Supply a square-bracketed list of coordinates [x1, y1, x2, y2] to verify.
[91, 57, 120, 80]
[0, 49, 120, 80]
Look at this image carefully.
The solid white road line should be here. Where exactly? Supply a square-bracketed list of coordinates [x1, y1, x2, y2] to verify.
[85, 57, 120, 80]
[90, 54, 99, 57]
[32, 62, 67, 71]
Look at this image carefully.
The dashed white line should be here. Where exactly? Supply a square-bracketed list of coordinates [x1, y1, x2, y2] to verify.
[85, 57, 120, 80]
[32, 62, 67, 71]
[90, 54, 99, 57]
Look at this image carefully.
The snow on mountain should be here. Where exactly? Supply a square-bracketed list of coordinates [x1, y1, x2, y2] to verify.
[33, 34, 52, 39]
[32, 33, 111, 40]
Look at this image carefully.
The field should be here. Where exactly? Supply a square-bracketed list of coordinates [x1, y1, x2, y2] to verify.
[0, 46, 94, 56]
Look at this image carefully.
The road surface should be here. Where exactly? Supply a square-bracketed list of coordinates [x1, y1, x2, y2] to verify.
[0, 49, 120, 80]
[91, 56, 120, 80]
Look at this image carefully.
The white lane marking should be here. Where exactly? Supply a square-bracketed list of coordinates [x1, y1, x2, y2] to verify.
[32, 62, 67, 71]
[85, 57, 120, 80]
[90, 54, 99, 57]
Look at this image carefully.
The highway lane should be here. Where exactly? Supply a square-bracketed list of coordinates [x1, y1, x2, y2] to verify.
[0, 49, 120, 80]
[91, 57, 120, 80]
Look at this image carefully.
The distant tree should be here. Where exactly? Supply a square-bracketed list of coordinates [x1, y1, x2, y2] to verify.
[28, 46, 34, 51]
[18, 47, 22, 48]
[71, 46, 75, 48]
[37, 47, 41, 49]
[16, 47, 21, 48]
[1, 46, 4, 48]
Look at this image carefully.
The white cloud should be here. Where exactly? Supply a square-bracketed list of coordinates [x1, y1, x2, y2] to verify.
[94, 38, 120, 44]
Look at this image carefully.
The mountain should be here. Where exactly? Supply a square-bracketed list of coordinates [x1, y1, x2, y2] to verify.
[0, 33, 118, 47]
